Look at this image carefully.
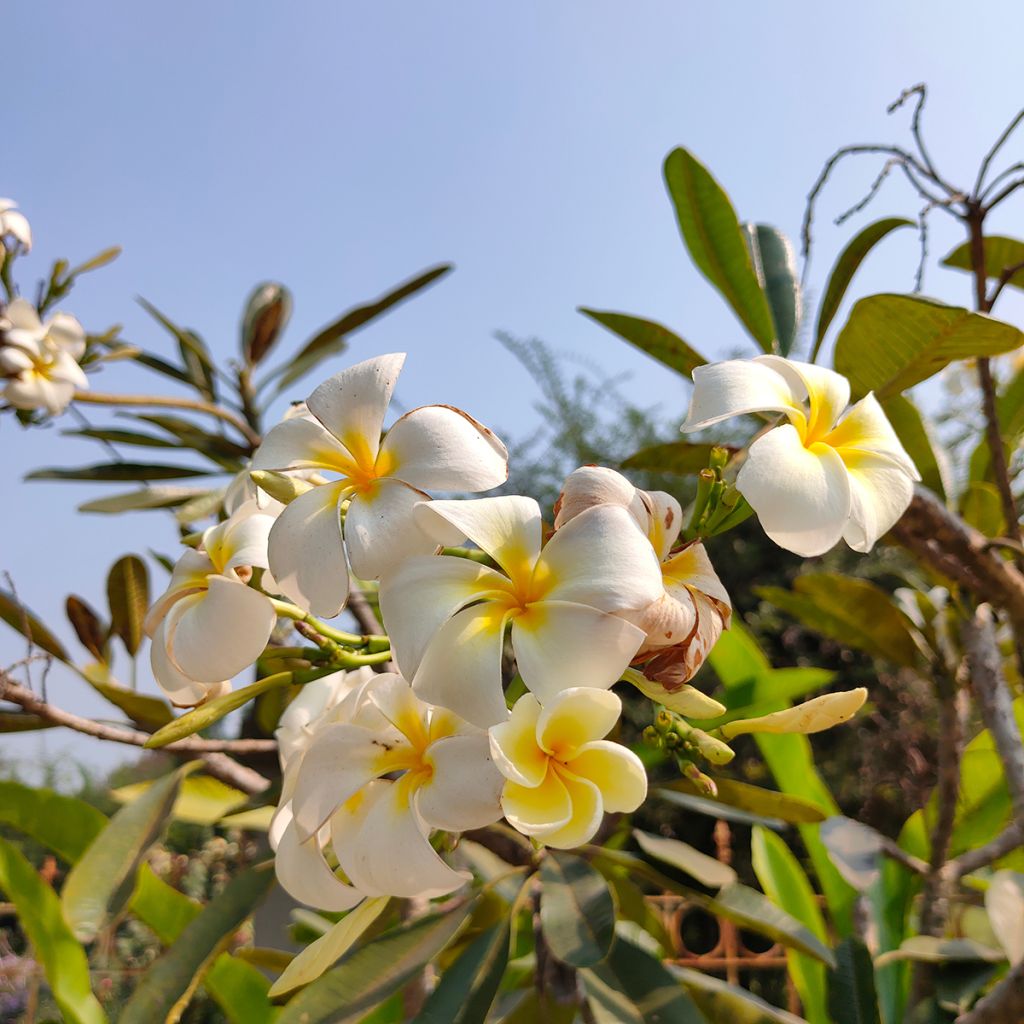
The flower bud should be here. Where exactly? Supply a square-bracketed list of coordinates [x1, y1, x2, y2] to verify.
[241, 282, 292, 366]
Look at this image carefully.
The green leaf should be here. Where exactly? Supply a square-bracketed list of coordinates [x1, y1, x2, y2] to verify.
[813, 218, 914, 360]
[63, 426, 179, 448]
[755, 573, 922, 668]
[663, 147, 775, 352]
[752, 827, 831, 1024]
[131, 350, 194, 385]
[828, 938, 881, 1024]
[745, 224, 802, 356]
[0, 779, 106, 862]
[875, 937, 1004, 968]
[578, 308, 708, 379]
[272, 264, 453, 394]
[582, 936, 707, 1024]
[633, 829, 737, 888]
[145, 673, 293, 748]
[112, 774, 249, 826]
[78, 486, 209, 514]
[879, 395, 949, 502]
[833, 293, 1024, 399]
[107, 554, 149, 657]
[120, 864, 274, 1024]
[68, 245, 122, 277]
[276, 903, 473, 1024]
[132, 413, 250, 461]
[961, 481, 1005, 537]
[271, 896, 390, 997]
[66, 594, 108, 661]
[672, 966, 808, 1023]
[620, 441, 723, 475]
[28, 461, 213, 482]
[138, 296, 218, 401]
[941, 235, 1024, 292]
[0, 711, 56, 731]
[417, 921, 511, 1024]
[819, 816, 885, 891]
[0, 588, 70, 662]
[242, 281, 293, 365]
[539, 850, 616, 967]
[62, 765, 189, 941]
[90, 677, 173, 729]
[0, 837, 108, 1024]
[657, 780, 825, 826]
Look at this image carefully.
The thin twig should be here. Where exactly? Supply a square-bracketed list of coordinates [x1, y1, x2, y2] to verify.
[888, 83, 957, 196]
[986, 259, 1024, 309]
[983, 175, 1024, 212]
[979, 161, 1024, 202]
[974, 108, 1024, 199]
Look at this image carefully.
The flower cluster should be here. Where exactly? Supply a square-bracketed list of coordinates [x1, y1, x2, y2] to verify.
[144, 350, 914, 910]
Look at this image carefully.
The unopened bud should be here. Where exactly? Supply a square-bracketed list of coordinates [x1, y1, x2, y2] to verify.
[250, 469, 314, 506]
[241, 282, 292, 366]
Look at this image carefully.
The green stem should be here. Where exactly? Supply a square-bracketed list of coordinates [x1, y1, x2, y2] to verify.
[268, 597, 389, 650]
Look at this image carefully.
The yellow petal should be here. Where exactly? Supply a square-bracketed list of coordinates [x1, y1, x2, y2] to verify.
[501, 764, 572, 837]
[489, 694, 548, 787]
[539, 768, 604, 849]
[567, 740, 647, 813]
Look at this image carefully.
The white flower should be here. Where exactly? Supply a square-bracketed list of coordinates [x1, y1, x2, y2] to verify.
[274, 673, 504, 908]
[144, 501, 277, 706]
[489, 688, 647, 849]
[683, 356, 920, 556]
[378, 494, 664, 729]
[251, 353, 509, 618]
[1, 299, 87, 415]
[0, 200, 32, 255]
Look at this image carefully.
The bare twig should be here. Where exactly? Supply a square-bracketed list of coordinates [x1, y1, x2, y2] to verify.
[987, 259, 1024, 309]
[979, 160, 1024, 202]
[983, 176, 1024, 211]
[888, 84, 956, 196]
[974, 108, 1024, 199]
[947, 821, 1024, 879]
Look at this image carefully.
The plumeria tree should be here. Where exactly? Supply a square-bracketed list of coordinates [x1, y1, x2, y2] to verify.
[2, 87, 1024, 1023]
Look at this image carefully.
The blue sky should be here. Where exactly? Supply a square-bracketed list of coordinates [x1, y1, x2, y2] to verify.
[4, 0, 1024, 774]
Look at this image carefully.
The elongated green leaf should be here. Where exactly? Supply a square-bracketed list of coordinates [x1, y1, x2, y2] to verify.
[78, 486, 209, 514]
[273, 264, 453, 393]
[28, 461, 213, 481]
[672, 966, 807, 1023]
[66, 594, 108, 661]
[0, 588, 70, 661]
[578, 308, 707, 379]
[875, 937, 1004, 968]
[746, 224, 802, 356]
[63, 765, 189, 941]
[634, 829, 737, 888]
[941, 235, 1024, 292]
[120, 864, 274, 1024]
[961, 480, 1005, 537]
[107, 554, 149, 656]
[828, 938, 881, 1024]
[277, 903, 473, 1024]
[132, 413, 250, 460]
[0, 837, 108, 1024]
[90, 678, 173, 729]
[145, 672, 292, 748]
[113, 774, 249, 826]
[583, 936, 706, 1024]
[833, 293, 1024, 399]
[620, 441, 723, 475]
[0, 711, 56, 731]
[813, 218, 914, 360]
[753, 827, 831, 1024]
[138, 296, 218, 401]
[417, 921, 510, 1024]
[0, 780, 106, 862]
[69, 245, 122, 277]
[63, 427, 179, 448]
[755, 573, 921, 668]
[879, 394, 948, 502]
[664, 147, 775, 351]
[271, 897, 390, 996]
[540, 850, 616, 967]
[131, 350, 194, 385]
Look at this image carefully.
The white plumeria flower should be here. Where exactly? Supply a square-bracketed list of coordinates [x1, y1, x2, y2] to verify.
[144, 501, 277, 706]
[0, 200, 31, 255]
[1, 299, 87, 415]
[251, 353, 509, 618]
[379, 494, 664, 729]
[490, 688, 647, 849]
[683, 356, 920, 557]
[276, 673, 504, 908]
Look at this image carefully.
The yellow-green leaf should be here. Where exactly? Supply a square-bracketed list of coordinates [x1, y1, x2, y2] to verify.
[112, 774, 250, 826]
[0, 588, 70, 662]
[941, 235, 1024, 292]
[107, 554, 150, 656]
[578, 308, 707, 379]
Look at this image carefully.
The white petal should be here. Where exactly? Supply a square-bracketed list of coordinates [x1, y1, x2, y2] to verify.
[251, 416, 353, 473]
[51, 351, 88, 390]
[643, 490, 684, 561]
[168, 575, 276, 682]
[842, 451, 916, 552]
[150, 617, 230, 707]
[378, 555, 508, 680]
[206, 502, 274, 572]
[144, 549, 212, 635]
[636, 590, 697, 651]
[756, 355, 850, 436]
[554, 466, 647, 530]
[5, 374, 68, 415]
[827, 393, 921, 479]
[416, 734, 504, 831]
[511, 600, 646, 702]
[3, 299, 42, 334]
[332, 779, 469, 898]
[566, 740, 647, 813]
[46, 313, 86, 360]
[737, 423, 852, 557]
[1, 209, 31, 249]
[274, 811, 365, 911]
[489, 694, 547, 787]
[364, 672, 428, 739]
[266, 482, 349, 616]
[414, 496, 543, 579]
[537, 687, 622, 758]
[662, 542, 731, 613]
[540, 505, 663, 614]
[345, 479, 437, 580]
[306, 353, 405, 467]
[683, 359, 802, 431]
[0, 347, 33, 372]
[413, 602, 511, 729]
[379, 404, 509, 491]
[501, 766, 574, 838]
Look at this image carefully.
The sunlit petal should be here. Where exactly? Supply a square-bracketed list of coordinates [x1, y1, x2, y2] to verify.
[501, 765, 573, 837]
[150, 617, 230, 707]
[489, 694, 547, 787]
[539, 769, 604, 849]
[274, 809, 365, 911]
[643, 490, 684, 561]
[536, 687, 621, 760]
[756, 355, 850, 437]
[842, 450, 916, 552]
[567, 740, 647, 813]
[684, 359, 803, 431]
[417, 734, 504, 831]
[345, 479, 437, 581]
[252, 415, 353, 473]
[826, 393, 920, 479]
[554, 466, 649, 532]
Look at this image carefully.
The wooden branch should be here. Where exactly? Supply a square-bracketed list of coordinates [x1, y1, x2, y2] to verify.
[947, 821, 1024, 879]
[958, 957, 1024, 1024]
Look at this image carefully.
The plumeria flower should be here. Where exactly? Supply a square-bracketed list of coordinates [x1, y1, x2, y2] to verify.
[0, 200, 32, 256]
[144, 501, 277, 706]
[379, 494, 664, 728]
[490, 688, 647, 849]
[251, 353, 509, 618]
[555, 466, 730, 711]
[1, 299, 87, 415]
[683, 356, 919, 556]
[276, 673, 504, 908]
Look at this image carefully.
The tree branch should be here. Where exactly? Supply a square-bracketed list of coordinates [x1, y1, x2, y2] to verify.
[957, 956, 1024, 1023]
[974, 108, 1024, 198]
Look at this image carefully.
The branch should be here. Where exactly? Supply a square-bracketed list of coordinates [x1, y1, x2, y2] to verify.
[957, 957, 1024, 1024]
[974, 108, 1024, 199]
[888, 83, 958, 197]
[987, 259, 1024, 309]
[947, 821, 1024, 879]
[73, 390, 262, 449]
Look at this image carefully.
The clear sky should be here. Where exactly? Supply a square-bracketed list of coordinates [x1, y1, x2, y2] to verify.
[4, 0, 1024, 775]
